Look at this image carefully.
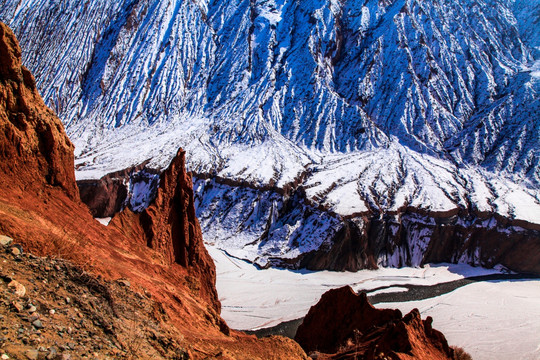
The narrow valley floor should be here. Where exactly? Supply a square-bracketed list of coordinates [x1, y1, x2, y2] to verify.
[207, 246, 540, 360]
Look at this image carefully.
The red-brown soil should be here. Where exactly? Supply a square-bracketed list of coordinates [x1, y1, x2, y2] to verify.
[0, 22, 306, 360]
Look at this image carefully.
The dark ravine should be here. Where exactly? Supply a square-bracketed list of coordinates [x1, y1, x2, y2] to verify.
[77, 167, 305, 218]
[78, 169, 540, 276]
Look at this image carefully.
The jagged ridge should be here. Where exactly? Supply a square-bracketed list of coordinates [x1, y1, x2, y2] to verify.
[1, 0, 539, 271]
[295, 286, 454, 359]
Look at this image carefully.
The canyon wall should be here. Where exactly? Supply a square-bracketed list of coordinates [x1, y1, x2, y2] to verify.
[0, 22, 306, 359]
[80, 170, 540, 275]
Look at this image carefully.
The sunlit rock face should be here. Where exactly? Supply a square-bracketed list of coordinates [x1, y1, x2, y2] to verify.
[2, 0, 539, 272]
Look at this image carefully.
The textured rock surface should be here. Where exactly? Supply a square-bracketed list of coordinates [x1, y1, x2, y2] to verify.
[295, 286, 454, 360]
[0, 21, 218, 309]
[78, 164, 159, 218]
[2, 0, 539, 272]
[78, 175, 128, 217]
[301, 210, 540, 274]
[0, 22, 307, 360]
[112, 149, 220, 310]
[0, 22, 78, 200]
[295, 286, 401, 354]
[140, 150, 205, 267]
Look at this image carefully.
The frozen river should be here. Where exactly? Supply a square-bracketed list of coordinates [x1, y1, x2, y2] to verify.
[208, 246, 540, 360]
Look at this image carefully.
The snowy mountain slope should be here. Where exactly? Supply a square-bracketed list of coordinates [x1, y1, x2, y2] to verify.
[1, 0, 539, 270]
[194, 147, 540, 271]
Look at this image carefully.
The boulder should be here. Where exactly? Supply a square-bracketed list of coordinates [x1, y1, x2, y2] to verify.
[0, 235, 13, 246]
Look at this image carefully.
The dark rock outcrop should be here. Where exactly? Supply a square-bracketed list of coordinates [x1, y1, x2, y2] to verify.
[77, 164, 159, 218]
[299, 218, 378, 271]
[298, 208, 540, 275]
[78, 173, 129, 218]
[295, 286, 454, 360]
[367, 212, 540, 275]
[0, 22, 78, 200]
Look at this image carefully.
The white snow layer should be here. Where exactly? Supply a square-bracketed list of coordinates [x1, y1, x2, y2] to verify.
[2, 0, 539, 226]
[208, 245, 501, 330]
[95, 217, 112, 226]
[77, 124, 540, 226]
[378, 281, 540, 360]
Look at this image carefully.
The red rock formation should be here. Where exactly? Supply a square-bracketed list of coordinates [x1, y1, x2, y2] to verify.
[111, 148, 220, 311]
[0, 19, 220, 317]
[0, 23, 78, 200]
[295, 286, 454, 360]
[0, 22, 306, 359]
[295, 286, 402, 354]
[141, 149, 207, 268]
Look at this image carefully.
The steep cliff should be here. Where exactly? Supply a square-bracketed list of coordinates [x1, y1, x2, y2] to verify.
[0, 22, 78, 200]
[111, 149, 219, 310]
[0, 20, 218, 313]
[0, 22, 306, 359]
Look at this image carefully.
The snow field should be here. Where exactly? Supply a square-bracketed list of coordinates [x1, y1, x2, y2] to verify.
[208, 246, 540, 360]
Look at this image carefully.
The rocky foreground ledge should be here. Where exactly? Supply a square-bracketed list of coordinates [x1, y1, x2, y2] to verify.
[0, 237, 192, 359]
[0, 239, 468, 360]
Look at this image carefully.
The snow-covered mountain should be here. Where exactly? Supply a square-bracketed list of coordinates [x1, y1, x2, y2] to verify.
[1, 0, 539, 271]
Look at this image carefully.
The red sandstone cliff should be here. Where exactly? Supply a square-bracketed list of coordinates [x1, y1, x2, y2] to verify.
[0, 23, 78, 200]
[295, 286, 454, 360]
[111, 148, 219, 311]
[0, 22, 306, 359]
